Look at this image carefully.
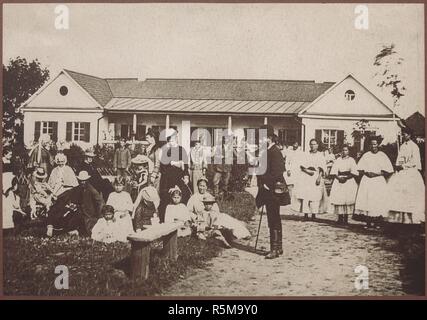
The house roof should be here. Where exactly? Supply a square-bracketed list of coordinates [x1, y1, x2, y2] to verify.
[106, 78, 334, 102]
[404, 111, 425, 136]
[62, 69, 334, 114]
[104, 98, 311, 115]
[64, 69, 113, 106]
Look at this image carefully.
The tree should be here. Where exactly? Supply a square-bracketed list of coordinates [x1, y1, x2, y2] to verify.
[3, 57, 50, 147]
[373, 44, 406, 108]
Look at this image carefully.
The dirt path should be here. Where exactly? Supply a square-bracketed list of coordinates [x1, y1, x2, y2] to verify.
[163, 206, 406, 296]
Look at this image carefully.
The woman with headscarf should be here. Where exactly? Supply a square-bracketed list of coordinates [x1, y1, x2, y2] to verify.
[387, 128, 425, 224]
[48, 153, 78, 199]
[296, 138, 326, 220]
[354, 136, 394, 228]
[329, 145, 359, 224]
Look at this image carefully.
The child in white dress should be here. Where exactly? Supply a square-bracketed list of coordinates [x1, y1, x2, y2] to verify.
[106, 177, 135, 237]
[91, 205, 128, 243]
[164, 186, 194, 237]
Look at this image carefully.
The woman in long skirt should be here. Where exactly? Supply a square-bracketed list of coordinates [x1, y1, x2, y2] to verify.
[296, 138, 326, 220]
[354, 136, 394, 228]
[387, 128, 425, 224]
[329, 145, 359, 224]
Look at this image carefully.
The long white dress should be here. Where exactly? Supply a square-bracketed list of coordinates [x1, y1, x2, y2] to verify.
[355, 151, 394, 217]
[387, 140, 425, 223]
[2, 172, 20, 230]
[296, 151, 326, 214]
[329, 156, 358, 214]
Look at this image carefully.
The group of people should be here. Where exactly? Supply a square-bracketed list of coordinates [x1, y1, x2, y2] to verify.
[283, 128, 425, 228]
[2, 129, 251, 247]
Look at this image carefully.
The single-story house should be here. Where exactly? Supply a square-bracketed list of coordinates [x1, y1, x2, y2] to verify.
[21, 69, 401, 152]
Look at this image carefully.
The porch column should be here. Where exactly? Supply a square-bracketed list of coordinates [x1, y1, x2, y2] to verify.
[181, 120, 191, 155]
[264, 117, 268, 125]
[227, 116, 232, 134]
[133, 113, 137, 141]
[166, 114, 170, 130]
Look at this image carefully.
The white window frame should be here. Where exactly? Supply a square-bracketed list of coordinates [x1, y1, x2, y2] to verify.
[72, 122, 85, 142]
[321, 129, 338, 149]
[41, 121, 55, 136]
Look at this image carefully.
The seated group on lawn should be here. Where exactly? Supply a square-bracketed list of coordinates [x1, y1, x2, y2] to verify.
[2, 130, 250, 247]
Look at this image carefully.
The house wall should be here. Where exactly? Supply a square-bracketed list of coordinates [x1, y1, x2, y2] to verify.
[301, 117, 399, 151]
[105, 113, 301, 152]
[23, 110, 104, 148]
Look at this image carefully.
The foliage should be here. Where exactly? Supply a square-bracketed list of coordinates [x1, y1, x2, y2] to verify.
[3, 57, 50, 146]
[3, 191, 255, 296]
[373, 44, 406, 107]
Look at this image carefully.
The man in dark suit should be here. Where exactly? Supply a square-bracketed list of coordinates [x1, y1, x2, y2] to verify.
[255, 125, 286, 259]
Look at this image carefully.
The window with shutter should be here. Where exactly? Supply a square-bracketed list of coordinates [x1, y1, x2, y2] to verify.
[136, 125, 146, 140]
[34, 121, 41, 142]
[83, 122, 90, 142]
[66, 122, 72, 142]
[51, 122, 58, 142]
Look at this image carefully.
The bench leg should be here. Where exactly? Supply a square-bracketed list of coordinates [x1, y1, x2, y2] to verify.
[162, 230, 178, 261]
[130, 241, 151, 281]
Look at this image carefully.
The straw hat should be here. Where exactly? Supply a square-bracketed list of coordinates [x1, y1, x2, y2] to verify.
[33, 167, 48, 179]
[76, 170, 91, 181]
[85, 150, 96, 157]
[202, 194, 216, 203]
[131, 154, 150, 165]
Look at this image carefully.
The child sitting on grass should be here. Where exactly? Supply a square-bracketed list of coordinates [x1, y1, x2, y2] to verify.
[193, 194, 231, 248]
[164, 186, 194, 237]
[3, 173, 26, 237]
[91, 205, 128, 243]
[106, 176, 135, 236]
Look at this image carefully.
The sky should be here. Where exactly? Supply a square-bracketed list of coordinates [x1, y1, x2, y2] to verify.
[3, 3, 425, 118]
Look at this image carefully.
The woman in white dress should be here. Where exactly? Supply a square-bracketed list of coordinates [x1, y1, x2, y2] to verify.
[329, 145, 359, 225]
[354, 136, 394, 228]
[387, 128, 425, 224]
[296, 139, 326, 220]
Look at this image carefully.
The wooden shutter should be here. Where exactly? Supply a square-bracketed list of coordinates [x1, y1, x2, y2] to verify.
[137, 125, 146, 140]
[83, 122, 90, 142]
[337, 130, 345, 146]
[120, 124, 128, 139]
[51, 122, 58, 142]
[34, 121, 41, 142]
[315, 129, 322, 144]
[66, 122, 72, 142]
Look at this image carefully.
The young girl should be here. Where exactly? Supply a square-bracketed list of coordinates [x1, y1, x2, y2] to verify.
[29, 167, 54, 219]
[164, 186, 194, 237]
[106, 177, 134, 236]
[129, 155, 151, 202]
[91, 205, 128, 243]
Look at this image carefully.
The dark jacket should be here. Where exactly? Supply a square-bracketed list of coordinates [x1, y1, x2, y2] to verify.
[258, 144, 285, 190]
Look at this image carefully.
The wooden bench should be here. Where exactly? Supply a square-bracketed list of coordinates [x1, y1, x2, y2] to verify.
[127, 222, 182, 281]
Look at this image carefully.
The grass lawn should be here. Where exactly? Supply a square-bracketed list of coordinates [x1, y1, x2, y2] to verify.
[3, 191, 257, 296]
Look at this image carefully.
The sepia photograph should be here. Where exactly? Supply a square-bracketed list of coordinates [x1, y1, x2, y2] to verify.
[1, 2, 425, 298]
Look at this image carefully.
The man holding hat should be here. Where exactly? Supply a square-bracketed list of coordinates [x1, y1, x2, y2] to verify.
[255, 124, 286, 259]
